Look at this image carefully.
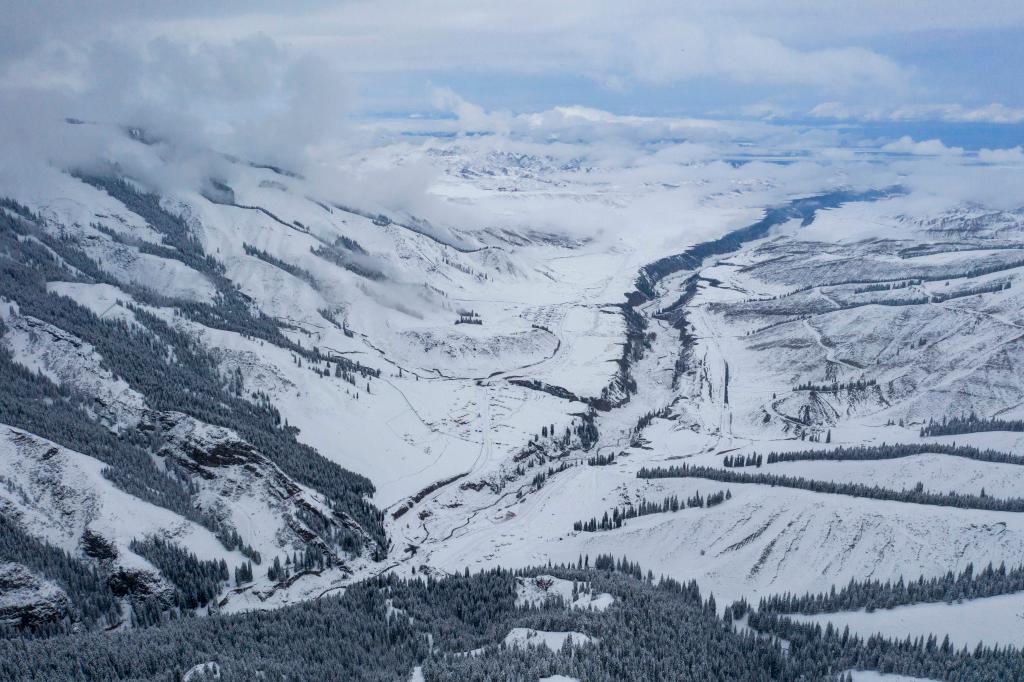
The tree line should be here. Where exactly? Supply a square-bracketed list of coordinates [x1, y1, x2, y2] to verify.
[6, 554, 1024, 680]
[573, 490, 731, 532]
[242, 243, 319, 288]
[794, 379, 876, 393]
[757, 441, 1024, 466]
[921, 412, 1024, 437]
[757, 561, 1024, 616]
[636, 463, 1024, 512]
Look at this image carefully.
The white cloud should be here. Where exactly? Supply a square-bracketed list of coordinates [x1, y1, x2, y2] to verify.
[881, 136, 963, 156]
[424, 90, 784, 148]
[0, 32, 359, 187]
[977, 146, 1024, 163]
[1, 3, 916, 105]
[948, 103, 1024, 124]
[9, 1, 1024, 132]
[809, 101, 1024, 124]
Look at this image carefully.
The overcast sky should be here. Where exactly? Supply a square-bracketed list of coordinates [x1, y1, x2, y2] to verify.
[2, 2, 1024, 239]
[3, 1, 1024, 123]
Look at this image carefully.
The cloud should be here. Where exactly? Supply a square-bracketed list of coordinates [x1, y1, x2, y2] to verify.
[1, 3, 916, 108]
[620, 24, 907, 92]
[947, 103, 1024, 124]
[4, 33, 354, 162]
[977, 146, 1024, 163]
[0, 27, 362, 202]
[424, 90, 787, 149]
[809, 101, 1024, 124]
[7, 1, 1024, 132]
[881, 136, 963, 156]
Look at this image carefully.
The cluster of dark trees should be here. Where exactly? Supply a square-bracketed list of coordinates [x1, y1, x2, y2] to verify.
[128, 537, 228, 610]
[576, 409, 600, 451]
[795, 379, 876, 392]
[758, 561, 1024, 616]
[636, 463, 1024, 512]
[930, 280, 1010, 303]
[524, 461, 573, 494]
[455, 310, 482, 325]
[847, 295, 929, 308]
[521, 412, 599, 460]
[587, 452, 615, 466]
[573, 490, 730, 532]
[539, 410, 599, 453]
[6, 554, 1024, 680]
[724, 453, 763, 467]
[242, 243, 318, 288]
[0, 198, 387, 555]
[215, 528, 261, 565]
[311, 242, 385, 281]
[761, 441, 1024, 466]
[321, 350, 381, 382]
[233, 561, 254, 586]
[929, 259, 1024, 284]
[265, 556, 290, 583]
[630, 406, 672, 446]
[921, 412, 1024, 437]
[333, 234, 368, 255]
[852, 279, 920, 294]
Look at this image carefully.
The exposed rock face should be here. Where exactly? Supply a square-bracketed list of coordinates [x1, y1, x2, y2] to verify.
[153, 412, 368, 564]
[154, 412, 300, 494]
[0, 562, 71, 629]
[107, 566, 166, 599]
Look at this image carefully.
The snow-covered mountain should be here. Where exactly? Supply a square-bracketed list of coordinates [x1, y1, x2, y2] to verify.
[3, 121, 1024, 665]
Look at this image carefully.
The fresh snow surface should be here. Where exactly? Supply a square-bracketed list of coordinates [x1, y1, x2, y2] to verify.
[515, 575, 613, 611]
[503, 627, 593, 650]
[847, 671, 940, 682]
[181, 662, 221, 681]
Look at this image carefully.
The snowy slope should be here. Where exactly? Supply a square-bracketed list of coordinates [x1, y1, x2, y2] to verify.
[3, 122, 1024, 655]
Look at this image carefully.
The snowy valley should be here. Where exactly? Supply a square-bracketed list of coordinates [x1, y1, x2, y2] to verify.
[2, 116, 1024, 680]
